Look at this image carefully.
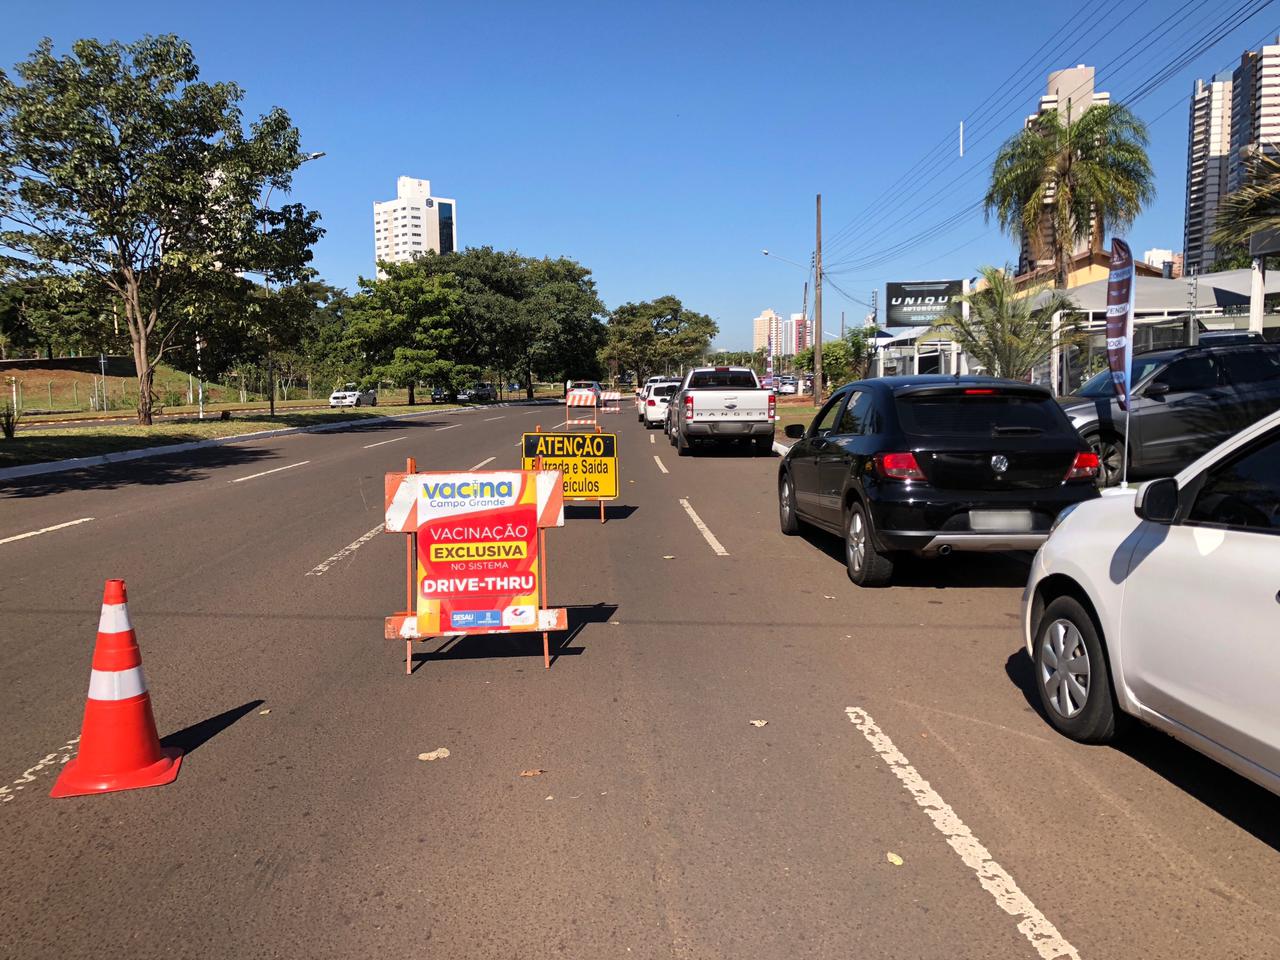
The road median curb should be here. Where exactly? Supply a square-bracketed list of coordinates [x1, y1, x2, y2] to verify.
[0, 400, 557, 482]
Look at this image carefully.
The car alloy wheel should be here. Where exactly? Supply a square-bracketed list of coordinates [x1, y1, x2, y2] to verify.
[847, 509, 867, 574]
[1088, 433, 1123, 488]
[1039, 618, 1090, 718]
[779, 475, 799, 535]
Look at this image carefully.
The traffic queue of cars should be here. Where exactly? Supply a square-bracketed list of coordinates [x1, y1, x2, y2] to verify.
[760, 343, 1280, 799]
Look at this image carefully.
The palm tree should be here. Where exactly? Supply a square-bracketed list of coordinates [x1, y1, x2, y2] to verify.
[1212, 150, 1280, 250]
[931, 266, 1079, 381]
[985, 103, 1154, 287]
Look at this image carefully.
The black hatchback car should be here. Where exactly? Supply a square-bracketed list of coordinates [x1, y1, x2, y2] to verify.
[778, 376, 1100, 586]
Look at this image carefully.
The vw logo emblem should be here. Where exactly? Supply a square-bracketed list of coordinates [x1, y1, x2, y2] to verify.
[991, 454, 1010, 474]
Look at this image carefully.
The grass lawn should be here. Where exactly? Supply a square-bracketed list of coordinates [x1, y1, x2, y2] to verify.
[774, 403, 817, 439]
[0, 405, 451, 469]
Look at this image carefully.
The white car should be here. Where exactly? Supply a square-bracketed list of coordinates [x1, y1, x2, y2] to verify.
[642, 382, 679, 428]
[777, 378, 798, 395]
[329, 383, 377, 407]
[1023, 407, 1280, 795]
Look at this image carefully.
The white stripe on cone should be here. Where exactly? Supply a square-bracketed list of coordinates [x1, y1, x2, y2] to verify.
[87, 666, 148, 701]
[98, 603, 133, 634]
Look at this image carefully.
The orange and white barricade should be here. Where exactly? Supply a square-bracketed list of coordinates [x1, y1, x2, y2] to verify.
[565, 388, 598, 427]
[600, 391, 622, 414]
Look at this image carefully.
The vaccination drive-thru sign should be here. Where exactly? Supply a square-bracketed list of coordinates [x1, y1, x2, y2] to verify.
[384, 462, 567, 672]
[521, 431, 618, 501]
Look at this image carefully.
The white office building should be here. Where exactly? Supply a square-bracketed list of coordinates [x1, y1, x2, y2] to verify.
[373, 177, 457, 274]
[751, 309, 783, 353]
[1184, 73, 1233, 274]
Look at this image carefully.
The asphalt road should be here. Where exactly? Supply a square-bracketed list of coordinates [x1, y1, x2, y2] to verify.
[1, 403, 1277, 959]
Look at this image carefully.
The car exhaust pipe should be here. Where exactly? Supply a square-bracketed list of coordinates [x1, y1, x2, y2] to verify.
[937, 544, 953, 557]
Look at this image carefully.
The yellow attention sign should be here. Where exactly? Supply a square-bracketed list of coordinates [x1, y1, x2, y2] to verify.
[522, 432, 618, 500]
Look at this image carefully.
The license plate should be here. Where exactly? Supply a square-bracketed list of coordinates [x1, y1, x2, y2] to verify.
[970, 509, 1033, 532]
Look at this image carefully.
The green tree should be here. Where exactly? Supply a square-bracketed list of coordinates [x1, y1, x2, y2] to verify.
[601, 296, 717, 380]
[794, 329, 878, 388]
[1212, 151, 1280, 254]
[985, 103, 1154, 287]
[344, 260, 469, 405]
[399, 248, 605, 397]
[0, 36, 322, 422]
[930, 266, 1078, 380]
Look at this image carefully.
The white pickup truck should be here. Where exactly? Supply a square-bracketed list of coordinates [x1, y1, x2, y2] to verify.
[668, 366, 775, 457]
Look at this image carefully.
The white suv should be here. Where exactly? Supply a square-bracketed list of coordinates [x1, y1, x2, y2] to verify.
[642, 382, 679, 428]
[329, 383, 377, 408]
[1023, 408, 1280, 795]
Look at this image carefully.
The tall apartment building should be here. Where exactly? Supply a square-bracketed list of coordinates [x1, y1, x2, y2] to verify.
[752, 308, 783, 353]
[791, 313, 811, 353]
[1184, 73, 1234, 274]
[1018, 66, 1111, 275]
[1184, 38, 1280, 274]
[373, 177, 457, 273]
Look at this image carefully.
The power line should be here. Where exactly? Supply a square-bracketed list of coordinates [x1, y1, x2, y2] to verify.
[824, 0, 1278, 275]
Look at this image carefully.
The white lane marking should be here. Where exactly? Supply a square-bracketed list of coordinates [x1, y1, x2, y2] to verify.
[484, 416, 506, 422]
[470, 457, 495, 470]
[844, 707, 1080, 960]
[650, 434, 655, 444]
[307, 524, 384, 576]
[230, 461, 310, 483]
[363, 436, 406, 449]
[653, 455, 669, 474]
[678, 498, 728, 556]
[0, 517, 95, 546]
[0, 735, 80, 803]
[436, 423, 460, 432]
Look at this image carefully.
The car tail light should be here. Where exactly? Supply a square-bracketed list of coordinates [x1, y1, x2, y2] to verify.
[685, 394, 693, 420]
[1065, 451, 1099, 481]
[963, 388, 996, 395]
[647, 399, 656, 407]
[874, 452, 926, 481]
[768, 393, 776, 421]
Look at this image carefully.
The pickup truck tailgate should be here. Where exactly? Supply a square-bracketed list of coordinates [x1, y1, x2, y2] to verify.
[687, 391, 770, 421]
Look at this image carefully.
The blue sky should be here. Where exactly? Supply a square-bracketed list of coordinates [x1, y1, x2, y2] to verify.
[3, 0, 1277, 349]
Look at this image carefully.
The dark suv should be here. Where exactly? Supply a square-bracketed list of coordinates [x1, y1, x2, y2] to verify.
[778, 376, 1099, 586]
[1061, 341, 1280, 485]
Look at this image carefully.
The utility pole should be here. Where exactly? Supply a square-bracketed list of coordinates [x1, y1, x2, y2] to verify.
[841, 310, 845, 340]
[800, 281, 808, 377]
[814, 193, 823, 405]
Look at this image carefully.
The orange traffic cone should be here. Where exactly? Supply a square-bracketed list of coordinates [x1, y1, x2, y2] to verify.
[50, 579, 182, 798]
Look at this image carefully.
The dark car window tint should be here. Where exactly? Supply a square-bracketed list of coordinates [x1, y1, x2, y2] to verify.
[652, 385, 677, 398]
[1187, 431, 1280, 534]
[1220, 348, 1280, 386]
[896, 394, 1064, 436]
[810, 393, 846, 435]
[1155, 355, 1218, 391]
[837, 390, 875, 435]
[686, 370, 758, 389]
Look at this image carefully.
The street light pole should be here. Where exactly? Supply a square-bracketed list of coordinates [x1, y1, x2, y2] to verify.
[814, 193, 823, 406]
[260, 151, 326, 417]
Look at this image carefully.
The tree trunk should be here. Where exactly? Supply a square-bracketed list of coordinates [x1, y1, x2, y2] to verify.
[407, 382, 415, 406]
[123, 284, 154, 426]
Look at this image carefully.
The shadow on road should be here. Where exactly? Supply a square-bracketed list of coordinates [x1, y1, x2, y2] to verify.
[1004, 649, 1280, 853]
[0, 444, 277, 499]
[689, 442, 775, 459]
[565, 504, 637, 521]
[161, 699, 265, 755]
[799, 526, 1031, 589]
[410, 603, 617, 672]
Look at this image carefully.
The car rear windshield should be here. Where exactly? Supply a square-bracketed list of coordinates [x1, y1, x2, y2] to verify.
[571, 381, 596, 389]
[652, 385, 678, 398]
[686, 370, 757, 389]
[895, 393, 1067, 436]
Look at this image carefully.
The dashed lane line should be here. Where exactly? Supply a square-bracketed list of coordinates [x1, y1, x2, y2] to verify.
[678, 498, 728, 556]
[484, 416, 506, 422]
[229, 461, 310, 483]
[363, 436, 406, 449]
[471, 457, 495, 469]
[844, 707, 1081, 960]
[650, 434, 655, 444]
[436, 424, 461, 432]
[653, 455, 669, 474]
[307, 524, 384, 576]
[0, 517, 95, 547]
